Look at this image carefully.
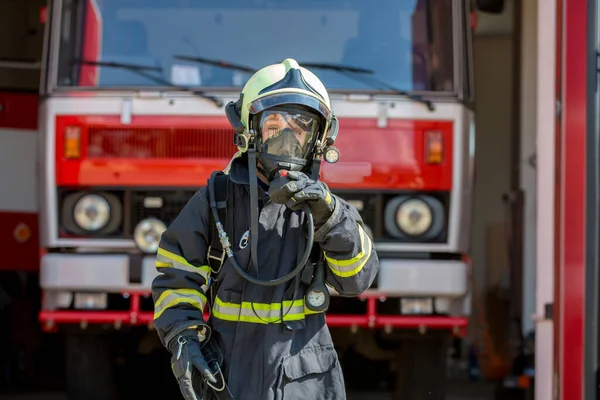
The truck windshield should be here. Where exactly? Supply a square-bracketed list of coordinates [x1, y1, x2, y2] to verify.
[55, 0, 455, 93]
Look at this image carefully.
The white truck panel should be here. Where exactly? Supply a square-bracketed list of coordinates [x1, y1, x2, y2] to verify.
[0, 128, 38, 212]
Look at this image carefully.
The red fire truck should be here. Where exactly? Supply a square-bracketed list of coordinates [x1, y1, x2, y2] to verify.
[0, 0, 504, 398]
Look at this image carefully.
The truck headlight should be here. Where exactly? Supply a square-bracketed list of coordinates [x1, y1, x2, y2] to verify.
[396, 198, 432, 236]
[384, 195, 445, 240]
[73, 194, 111, 231]
[134, 218, 167, 253]
[60, 191, 122, 237]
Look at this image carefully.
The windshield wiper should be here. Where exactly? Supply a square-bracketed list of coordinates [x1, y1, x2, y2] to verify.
[72, 59, 223, 107]
[173, 55, 255, 73]
[300, 62, 434, 111]
[169, 56, 434, 111]
[299, 63, 373, 74]
[173, 55, 374, 77]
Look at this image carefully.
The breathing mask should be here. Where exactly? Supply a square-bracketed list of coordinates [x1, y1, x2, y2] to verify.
[254, 107, 322, 181]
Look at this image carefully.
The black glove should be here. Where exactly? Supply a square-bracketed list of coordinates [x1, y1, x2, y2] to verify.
[168, 326, 229, 400]
[269, 171, 335, 226]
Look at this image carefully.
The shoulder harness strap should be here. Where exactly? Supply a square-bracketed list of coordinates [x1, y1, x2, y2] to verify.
[207, 172, 231, 274]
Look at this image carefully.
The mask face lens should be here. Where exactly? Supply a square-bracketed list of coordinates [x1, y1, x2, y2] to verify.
[258, 110, 319, 159]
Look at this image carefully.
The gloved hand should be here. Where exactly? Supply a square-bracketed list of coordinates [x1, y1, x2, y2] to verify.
[168, 326, 222, 400]
[269, 170, 335, 226]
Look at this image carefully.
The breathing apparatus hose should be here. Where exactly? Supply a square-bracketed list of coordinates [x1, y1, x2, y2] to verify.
[208, 148, 314, 287]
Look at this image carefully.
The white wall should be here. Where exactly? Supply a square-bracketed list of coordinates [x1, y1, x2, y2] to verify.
[533, 0, 556, 397]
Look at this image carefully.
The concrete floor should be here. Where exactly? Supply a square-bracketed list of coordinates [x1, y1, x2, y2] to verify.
[0, 334, 498, 400]
[0, 382, 496, 400]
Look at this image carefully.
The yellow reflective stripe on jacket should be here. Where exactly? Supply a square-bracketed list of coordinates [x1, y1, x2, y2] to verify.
[211, 296, 323, 324]
[154, 288, 207, 320]
[156, 248, 212, 280]
[325, 224, 373, 278]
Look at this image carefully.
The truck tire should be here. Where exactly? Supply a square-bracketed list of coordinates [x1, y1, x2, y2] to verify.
[65, 333, 120, 400]
[393, 333, 450, 400]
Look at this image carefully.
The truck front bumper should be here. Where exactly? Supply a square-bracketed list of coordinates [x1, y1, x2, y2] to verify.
[39, 253, 161, 329]
[38, 254, 469, 333]
[375, 258, 468, 297]
[329, 258, 470, 315]
[40, 253, 160, 292]
[325, 258, 470, 331]
[40, 254, 468, 297]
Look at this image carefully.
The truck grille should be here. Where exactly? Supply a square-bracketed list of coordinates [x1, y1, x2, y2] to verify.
[127, 190, 384, 238]
[129, 190, 197, 230]
[57, 187, 448, 244]
[87, 126, 238, 159]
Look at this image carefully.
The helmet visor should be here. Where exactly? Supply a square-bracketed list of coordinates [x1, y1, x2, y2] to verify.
[258, 110, 320, 160]
[250, 93, 331, 121]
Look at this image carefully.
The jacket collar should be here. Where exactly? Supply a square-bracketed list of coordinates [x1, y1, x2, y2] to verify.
[229, 155, 251, 185]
